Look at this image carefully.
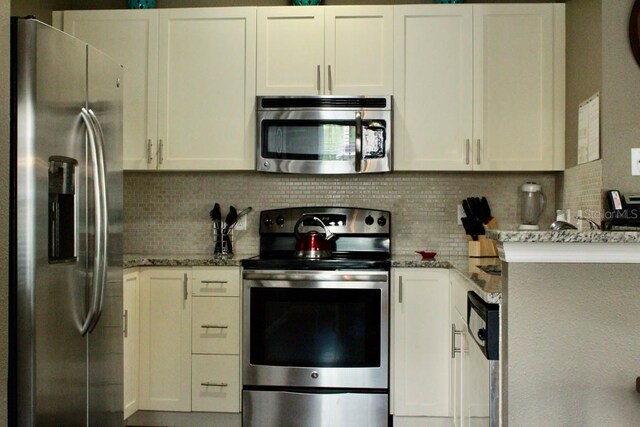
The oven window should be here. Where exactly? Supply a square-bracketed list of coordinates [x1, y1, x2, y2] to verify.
[262, 120, 355, 161]
[250, 288, 381, 367]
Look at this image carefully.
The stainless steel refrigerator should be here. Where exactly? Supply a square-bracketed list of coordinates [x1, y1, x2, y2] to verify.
[9, 17, 124, 426]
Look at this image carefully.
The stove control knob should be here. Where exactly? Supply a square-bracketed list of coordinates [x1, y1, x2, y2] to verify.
[263, 216, 273, 226]
[365, 215, 374, 225]
[377, 216, 387, 227]
[311, 371, 319, 379]
[275, 215, 285, 226]
[477, 328, 487, 341]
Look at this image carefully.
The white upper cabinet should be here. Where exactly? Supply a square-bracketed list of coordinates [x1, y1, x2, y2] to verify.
[473, 4, 554, 171]
[324, 6, 394, 95]
[257, 6, 393, 96]
[157, 8, 256, 170]
[394, 5, 473, 170]
[57, 8, 256, 171]
[60, 10, 159, 170]
[394, 4, 565, 171]
[257, 7, 324, 95]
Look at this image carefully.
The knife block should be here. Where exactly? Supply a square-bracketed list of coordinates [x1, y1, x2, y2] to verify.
[467, 218, 499, 258]
[468, 237, 498, 258]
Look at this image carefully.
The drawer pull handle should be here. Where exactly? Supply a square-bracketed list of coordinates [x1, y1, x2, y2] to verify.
[201, 280, 228, 284]
[201, 324, 229, 329]
[201, 382, 228, 387]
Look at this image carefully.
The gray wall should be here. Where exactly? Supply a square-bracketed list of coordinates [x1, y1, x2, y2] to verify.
[502, 262, 640, 426]
[601, 0, 640, 193]
[11, 0, 75, 24]
[564, 0, 602, 169]
[0, 0, 9, 423]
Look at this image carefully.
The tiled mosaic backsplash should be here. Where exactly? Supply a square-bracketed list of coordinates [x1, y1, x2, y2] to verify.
[124, 171, 558, 257]
[560, 160, 603, 220]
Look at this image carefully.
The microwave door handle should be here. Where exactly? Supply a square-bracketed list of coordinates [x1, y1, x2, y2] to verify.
[355, 111, 362, 173]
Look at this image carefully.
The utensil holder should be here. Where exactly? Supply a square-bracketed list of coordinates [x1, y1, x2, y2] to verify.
[213, 223, 233, 257]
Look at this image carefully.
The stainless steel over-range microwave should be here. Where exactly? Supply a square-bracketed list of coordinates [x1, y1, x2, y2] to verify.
[256, 96, 392, 174]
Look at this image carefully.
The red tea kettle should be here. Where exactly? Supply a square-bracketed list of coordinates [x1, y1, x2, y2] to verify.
[293, 216, 336, 259]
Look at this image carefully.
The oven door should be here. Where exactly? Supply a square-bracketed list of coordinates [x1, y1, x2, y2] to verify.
[242, 270, 389, 390]
[257, 110, 391, 174]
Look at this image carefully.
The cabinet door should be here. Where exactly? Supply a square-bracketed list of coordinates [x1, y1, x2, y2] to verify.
[123, 271, 140, 420]
[473, 4, 554, 171]
[192, 297, 240, 355]
[157, 8, 256, 170]
[138, 268, 191, 411]
[394, 5, 473, 171]
[325, 6, 393, 95]
[452, 311, 469, 427]
[192, 354, 241, 413]
[62, 10, 159, 170]
[257, 7, 324, 95]
[392, 268, 451, 417]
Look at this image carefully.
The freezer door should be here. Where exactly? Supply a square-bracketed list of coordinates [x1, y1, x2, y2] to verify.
[12, 19, 89, 427]
[86, 45, 124, 425]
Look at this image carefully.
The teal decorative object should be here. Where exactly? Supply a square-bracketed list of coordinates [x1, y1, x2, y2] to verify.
[436, 0, 464, 3]
[127, 0, 156, 8]
[293, 0, 321, 5]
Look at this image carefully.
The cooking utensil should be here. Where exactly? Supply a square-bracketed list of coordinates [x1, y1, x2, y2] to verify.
[293, 215, 335, 259]
[209, 202, 221, 223]
[223, 206, 238, 253]
[210, 203, 223, 253]
[228, 207, 253, 231]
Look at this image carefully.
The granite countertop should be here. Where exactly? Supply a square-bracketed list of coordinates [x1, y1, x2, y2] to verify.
[123, 254, 255, 269]
[487, 229, 640, 243]
[391, 254, 502, 304]
[125, 253, 502, 304]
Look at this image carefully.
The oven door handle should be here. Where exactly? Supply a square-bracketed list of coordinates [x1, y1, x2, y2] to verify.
[243, 270, 388, 283]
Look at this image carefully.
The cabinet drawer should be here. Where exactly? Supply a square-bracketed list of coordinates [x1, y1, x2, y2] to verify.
[192, 297, 240, 355]
[191, 267, 240, 297]
[192, 354, 240, 413]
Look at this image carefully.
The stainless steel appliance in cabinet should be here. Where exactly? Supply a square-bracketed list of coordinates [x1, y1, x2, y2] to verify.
[257, 96, 392, 174]
[467, 291, 500, 427]
[9, 17, 123, 426]
[242, 207, 391, 427]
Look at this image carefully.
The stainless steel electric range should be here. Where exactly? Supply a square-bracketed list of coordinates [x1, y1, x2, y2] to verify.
[241, 207, 391, 427]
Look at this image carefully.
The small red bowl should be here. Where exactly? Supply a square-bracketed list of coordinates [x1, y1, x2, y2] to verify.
[416, 251, 437, 260]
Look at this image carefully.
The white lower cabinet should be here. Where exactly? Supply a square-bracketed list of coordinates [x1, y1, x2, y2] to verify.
[392, 268, 451, 421]
[192, 354, 241, 413]
[123, 269, 140, 420]
[138, 268, 192, 412]
[450, 271, 473, 427]
[136, 266, 242, 414]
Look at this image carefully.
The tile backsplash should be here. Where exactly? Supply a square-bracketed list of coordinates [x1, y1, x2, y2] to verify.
[124, 171, 558, 257]
[560, 160, 603, 220]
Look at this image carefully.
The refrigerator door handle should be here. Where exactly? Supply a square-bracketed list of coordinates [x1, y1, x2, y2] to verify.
[86, 108, 109, 333]
[78, 108, 107, 336]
